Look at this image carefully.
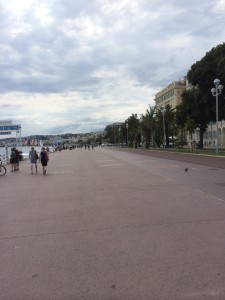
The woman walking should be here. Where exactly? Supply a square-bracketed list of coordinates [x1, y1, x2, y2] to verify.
[29, 146, 38, 174]
[40, 147, 49, 174]
[10, 148, 16, 172]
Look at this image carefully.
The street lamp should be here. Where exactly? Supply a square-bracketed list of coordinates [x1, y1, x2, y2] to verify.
[118, 126, 121, 146]
[126, 123, 129, 146]
[211, 79, 223, 154]
[151, 112, 156, 149]
[161, 107, 166, 149]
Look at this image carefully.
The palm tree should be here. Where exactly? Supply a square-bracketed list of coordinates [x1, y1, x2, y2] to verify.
[126, 114, 141, 148]
[156, 104, 176, 148]
[141, 105, 156, 149]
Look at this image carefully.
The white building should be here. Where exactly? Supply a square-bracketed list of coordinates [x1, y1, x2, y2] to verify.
[154, 78, 225, 148]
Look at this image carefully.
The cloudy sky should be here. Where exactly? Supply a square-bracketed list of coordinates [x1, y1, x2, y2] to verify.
[0, 0, 225, 137]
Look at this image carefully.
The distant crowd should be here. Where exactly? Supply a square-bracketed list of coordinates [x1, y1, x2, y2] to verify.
[53, 144, 95, 151]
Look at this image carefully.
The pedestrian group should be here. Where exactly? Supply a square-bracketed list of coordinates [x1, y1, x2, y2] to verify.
[10, 146, 49, 175]
[29, 146, 49, 175]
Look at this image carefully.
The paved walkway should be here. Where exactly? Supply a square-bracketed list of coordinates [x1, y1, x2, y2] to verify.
[112, 147, 225, 169]
[1, 148, 225, 299]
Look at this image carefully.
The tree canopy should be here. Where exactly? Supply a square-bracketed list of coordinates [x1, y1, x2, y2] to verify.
[176, 43, 225, 148]
[187, 43, 225, 123]
[104, 43, 225, 149]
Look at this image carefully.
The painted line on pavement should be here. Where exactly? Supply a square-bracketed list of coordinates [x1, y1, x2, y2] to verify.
[99, 164, 124, 167]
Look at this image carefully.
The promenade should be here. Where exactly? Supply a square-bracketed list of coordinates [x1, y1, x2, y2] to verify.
[1, 148, 225, 299]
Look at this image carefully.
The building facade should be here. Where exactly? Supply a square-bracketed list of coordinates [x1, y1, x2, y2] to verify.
[154, 78, 186, 109]
[193, 121, 225, 147]
[154, 78, 225, 148]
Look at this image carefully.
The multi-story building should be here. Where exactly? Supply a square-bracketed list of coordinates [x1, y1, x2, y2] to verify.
[154, 78, 225, 148]
[201, 121, 225, 147]
[154, 78, 186, 109]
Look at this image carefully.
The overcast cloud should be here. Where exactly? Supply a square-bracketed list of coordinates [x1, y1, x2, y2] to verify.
[0, 0, 225, 136]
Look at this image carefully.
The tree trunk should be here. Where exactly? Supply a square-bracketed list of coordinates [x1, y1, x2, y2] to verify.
[199, 126, 205, 149]
[165, 125, 169, 147]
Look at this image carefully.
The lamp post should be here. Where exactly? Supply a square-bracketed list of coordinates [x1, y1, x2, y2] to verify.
[119, 126, 121, 146]
[126, 123, 129, 146]
[211, 79, 223, 154]
[161, 107, 166, 149]
[151, 112, 156, 149]
[141, 128, 143, 148]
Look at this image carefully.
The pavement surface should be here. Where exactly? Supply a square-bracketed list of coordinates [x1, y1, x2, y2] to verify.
[112, 147, 225, 169]
[1, 147, 225, 300]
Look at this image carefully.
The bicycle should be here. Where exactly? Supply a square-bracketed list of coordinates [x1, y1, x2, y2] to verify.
[0, 156, 7, 176]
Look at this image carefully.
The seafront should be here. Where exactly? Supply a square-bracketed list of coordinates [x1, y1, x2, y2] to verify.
[1, 147, 225, 299]
[0, 146, 55, 162]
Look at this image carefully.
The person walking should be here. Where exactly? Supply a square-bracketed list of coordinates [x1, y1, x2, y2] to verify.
[14, 148, 20, 171]
[29, 146, 38, 174]
[39, 147, 49, 174]
[10, 148, 16, 172]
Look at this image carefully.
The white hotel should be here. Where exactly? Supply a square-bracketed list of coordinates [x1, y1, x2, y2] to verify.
[154, 77, 225, 148]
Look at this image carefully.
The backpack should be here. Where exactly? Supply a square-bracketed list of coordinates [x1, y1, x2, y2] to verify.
[45, 152, 49, 161]
[35, 151, 39, 159]
[10, 151, 16, 159]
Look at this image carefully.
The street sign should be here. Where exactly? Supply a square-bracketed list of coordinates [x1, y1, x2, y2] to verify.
[0, 125, 21, 131]
[0, 123, 22, 149]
